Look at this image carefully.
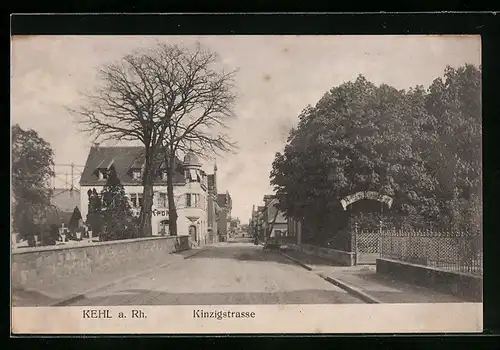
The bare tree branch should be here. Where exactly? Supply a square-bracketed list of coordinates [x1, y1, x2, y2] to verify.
[69, 41, 239, 237]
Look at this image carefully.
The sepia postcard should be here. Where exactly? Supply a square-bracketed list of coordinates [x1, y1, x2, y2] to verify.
[11, 34, 483, 334]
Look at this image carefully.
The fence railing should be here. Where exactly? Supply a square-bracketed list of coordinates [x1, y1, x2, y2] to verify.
[380, 229, 483, 275]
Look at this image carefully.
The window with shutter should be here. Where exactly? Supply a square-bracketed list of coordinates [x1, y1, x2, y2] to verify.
[186, 193, 192, 207]
[190, 170, 198, 182]
[158, 193, 167, 208]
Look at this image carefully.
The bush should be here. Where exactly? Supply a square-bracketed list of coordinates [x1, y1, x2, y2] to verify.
[41, 228, 57, 246]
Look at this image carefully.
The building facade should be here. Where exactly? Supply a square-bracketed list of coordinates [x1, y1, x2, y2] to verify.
[217, 192, 232, 242]
[207, 165, 220, 243]
[79, 145, 217, 245]
[250, 195, 288, 241]
[264, 196, 288, 238]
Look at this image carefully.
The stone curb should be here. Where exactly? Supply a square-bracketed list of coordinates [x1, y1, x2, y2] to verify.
[279, 251, 313, 271]
[278, 251, 380, 304]
[50, 247, 210, 306]
[316, 273, 381, 304]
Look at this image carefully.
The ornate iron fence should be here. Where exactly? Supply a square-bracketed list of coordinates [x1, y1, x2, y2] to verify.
[380, 229, 483, 275]
[354, 229, 381, 264]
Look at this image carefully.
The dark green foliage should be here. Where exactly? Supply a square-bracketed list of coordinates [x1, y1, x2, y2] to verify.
[271, 65, 481, 244]
[100, 166, 135, 241]
[12, 124, 55, 239]
[86, 188, 103, 236]
[68, 206, 82, 231]
[41, 224, 59, 246]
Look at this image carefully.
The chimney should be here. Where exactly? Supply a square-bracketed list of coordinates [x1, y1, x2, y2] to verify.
[93, 142, 100, 148]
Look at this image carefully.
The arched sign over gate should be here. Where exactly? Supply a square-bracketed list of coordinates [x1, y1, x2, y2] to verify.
[340, 191, 394, 265]
[340, 191, 393, 211]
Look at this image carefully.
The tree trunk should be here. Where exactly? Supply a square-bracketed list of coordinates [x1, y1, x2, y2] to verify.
[166, 153, 178, 236]
[139, 149, 154, 237]
[139, 181, 154, 237]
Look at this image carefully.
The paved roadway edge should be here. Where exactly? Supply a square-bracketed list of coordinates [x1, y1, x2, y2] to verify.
[278, 251, 381, 304]
[50, 247, 209, 306]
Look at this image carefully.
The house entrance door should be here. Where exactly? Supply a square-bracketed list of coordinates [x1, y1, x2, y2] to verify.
[189, 225, 197, 246]
[159, 220, 169, 236]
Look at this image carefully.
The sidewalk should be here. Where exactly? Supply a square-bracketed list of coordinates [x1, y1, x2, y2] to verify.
[281, 249, 466, 303]
[12, 246, 209, 307]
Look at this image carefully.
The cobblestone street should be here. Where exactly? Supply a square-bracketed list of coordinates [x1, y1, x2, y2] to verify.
[69, 239, 363, 305]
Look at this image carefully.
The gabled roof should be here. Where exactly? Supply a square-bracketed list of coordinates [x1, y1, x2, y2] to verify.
[80, 146, 185, 186]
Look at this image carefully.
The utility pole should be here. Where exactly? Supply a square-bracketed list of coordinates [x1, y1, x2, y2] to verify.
[53, 164, 56, 189]
[71, 163, 74, 192]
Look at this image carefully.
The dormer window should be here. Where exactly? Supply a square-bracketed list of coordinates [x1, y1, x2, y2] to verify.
[132, 169, 141, 180]
[97, 169, 108, 181]
[96, 159, 114, 181]
[185, 169, 199, 182]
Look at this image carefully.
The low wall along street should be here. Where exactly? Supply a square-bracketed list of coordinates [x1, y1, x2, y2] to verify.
[376, 258, 483, 302]
[287, 243, 355, 266]
[12, 236, 190, 291]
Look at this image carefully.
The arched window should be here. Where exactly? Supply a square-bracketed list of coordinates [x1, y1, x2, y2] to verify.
[159, 220, 169, 236]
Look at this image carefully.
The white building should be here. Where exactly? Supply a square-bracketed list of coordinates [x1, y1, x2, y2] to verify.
[79, 145, 213, 245]
[262, 195, 288, 238]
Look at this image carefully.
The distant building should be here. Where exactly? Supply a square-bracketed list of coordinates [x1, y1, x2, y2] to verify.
[264, 196, 288, 238]
[250, 195, 287, 240]
[79, 145, 216, 245]
[250, 205, 266, 240]
[207, 164, 220, 243]
[217, 191, 232, 241]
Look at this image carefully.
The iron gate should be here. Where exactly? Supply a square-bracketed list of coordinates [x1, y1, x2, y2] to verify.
[354, 227, 381, 265]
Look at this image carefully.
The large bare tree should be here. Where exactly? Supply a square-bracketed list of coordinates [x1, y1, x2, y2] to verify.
[152, 43, 237, 236]
[72, 42, 237, 237]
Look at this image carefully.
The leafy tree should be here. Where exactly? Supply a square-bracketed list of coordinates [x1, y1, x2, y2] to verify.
[271, 65, 481, 244]
[12, 124, 55, 240]
[86, 188, 103, 237]
[424, 64, 481, 230]
[230, 217, 240, 228]
[100, 165, 135, 241]
[68, 206, 82, 231]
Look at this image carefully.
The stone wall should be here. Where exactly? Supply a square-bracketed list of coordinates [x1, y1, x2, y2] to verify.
[12, 236, 190, 290]
[376, 258, 483, 302]
[286, 243, 355, 266]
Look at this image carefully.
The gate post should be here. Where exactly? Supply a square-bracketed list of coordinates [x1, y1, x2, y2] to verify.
[353, 221, 359, 265]
[379, 219, 383, 259]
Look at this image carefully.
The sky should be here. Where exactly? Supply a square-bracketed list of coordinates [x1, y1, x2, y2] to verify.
[11, 35, 481, 223]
